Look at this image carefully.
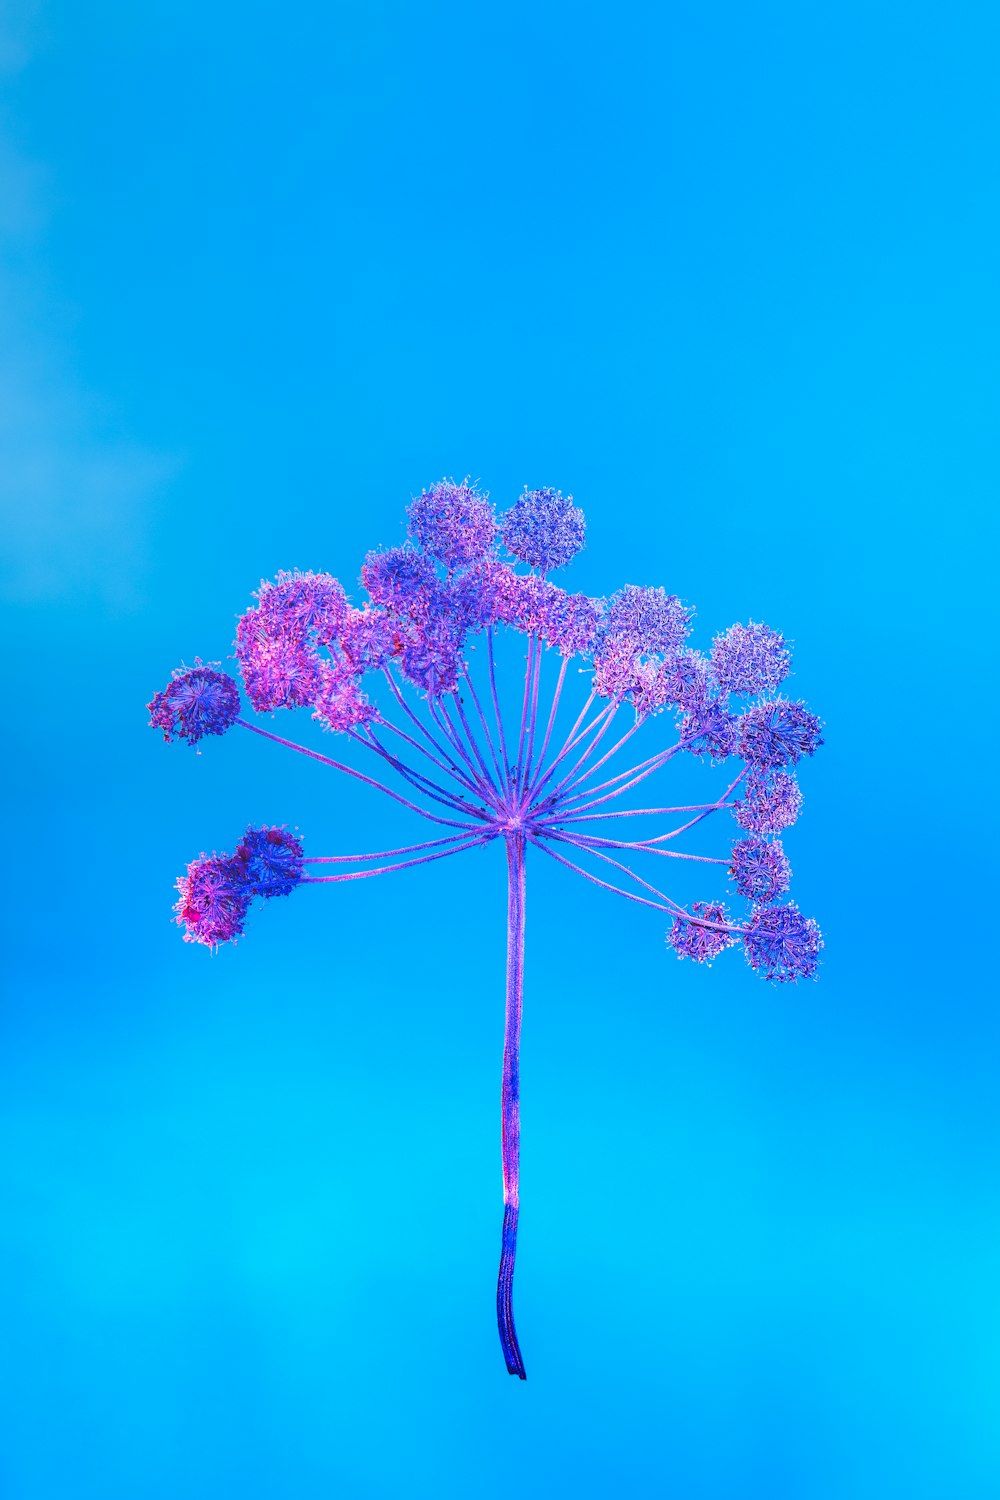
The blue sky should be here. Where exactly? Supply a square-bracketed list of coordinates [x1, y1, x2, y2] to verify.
[1, 4, 998, 1498]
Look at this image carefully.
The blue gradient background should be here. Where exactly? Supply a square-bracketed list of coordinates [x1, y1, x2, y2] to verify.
[2, 4, 997, 1497]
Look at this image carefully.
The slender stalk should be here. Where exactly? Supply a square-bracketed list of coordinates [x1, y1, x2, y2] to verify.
[303, 833, 473, 862]
[487, 628, 511, 789]
[381, 667, 480, 793]
[518, 635, 545, 799]
[234, 718, 482, 831]
[513, 637, 536, 800]
[525, 654, 568, 798]
[497, 832, 527, 1380]
[461, 666, 506, 789]
[300, 835, 490, 882]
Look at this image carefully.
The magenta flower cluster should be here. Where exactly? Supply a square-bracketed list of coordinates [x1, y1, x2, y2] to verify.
[147, 475, 824, 1380]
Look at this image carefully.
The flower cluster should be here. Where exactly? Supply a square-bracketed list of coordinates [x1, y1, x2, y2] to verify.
[729, 836, 791, 903]
[743, 901, 823, 983]
[147, 660, 241, 746]
[500, 487, 586, 573]
[667, 902, 737, 964]
[710, 621, 791, 696]
[407, 477, 496, 569]
[173, 826, 305, 947]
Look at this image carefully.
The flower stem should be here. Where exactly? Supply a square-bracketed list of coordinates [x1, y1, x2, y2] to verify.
[498, 831, 527, 1380]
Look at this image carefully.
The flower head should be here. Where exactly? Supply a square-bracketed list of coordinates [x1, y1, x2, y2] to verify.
[361, 546, 438, 616]
[236, 615, 324, 711]
[732, 768, 804, 834]
[148, 660, 241, 745]
[729, 836, 791, 903]
[743, 901, 823, 983]
[255, 569, 348, 646]
[235, 825, 304, 897]
[710, 621, 791, 696]
[407, 478, 496, 569]
[680, 693, 739, 762]
[738, 698, 824, 768]
[173, 855, 250, 946]
[500, 487, 586, 573]
[667, 901, 738, 965]
[602, 585, 692, 656]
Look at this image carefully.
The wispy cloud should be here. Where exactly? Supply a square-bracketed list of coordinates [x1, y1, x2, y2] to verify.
[0, 21, 177, 609]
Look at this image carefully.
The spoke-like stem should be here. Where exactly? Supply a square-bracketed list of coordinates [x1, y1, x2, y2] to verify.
[427, 692, 494, 801]
[524, 654, 568, 800]
[513, 637, 537, 800]
[443, 692, 502, 806]
[374, 709, 481, 797]
[528, 694, 615, 804]
[487, 628, 511, 791]
[359, 727, 490, 819]
[301, 834, 492, 881]
[549, 743, 685, 818]
[534, 698, 625, 809]
[528, 834, 680, 916]
[564, 832, 728, 866]
[304, 833, 473, 862]
[518, 634, 545, 800]
[234, 718, 481, 830]
[462, 666, 506, 789]
[554, 740, 689, 807]
[546, 716, 645, 805]
[382, 667, 480, 794]
[550, 803, 736, 826]
[498, 831, 527, 1380]
[542, 831, 746, 935]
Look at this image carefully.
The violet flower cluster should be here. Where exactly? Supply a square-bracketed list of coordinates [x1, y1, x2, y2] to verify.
[148, 476, 824, 1379]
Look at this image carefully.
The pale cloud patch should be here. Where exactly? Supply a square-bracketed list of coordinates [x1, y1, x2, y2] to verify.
[0, 17, 178, 610]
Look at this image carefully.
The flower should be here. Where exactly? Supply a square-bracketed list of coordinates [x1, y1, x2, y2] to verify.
[361, 546, 438, 616]
[729, 836, 791, 903]
[235, 825, 304, 897]
[147, 661, 241, 745]
[743, 901, 823, 983]
[602, 585, 692, 656]
[667, 901, 738, 964]
[710, 621, 791, 696]
[407, 478, 496, 569]
[680, 693, 739, 762]
[737, 698, 824, 768]
[500, 487, 586, 573]
[173, 855, 250, 946]
[235, 616, 324, 711]
[255, 569, 348, 646]
[732, 768, 804, 833]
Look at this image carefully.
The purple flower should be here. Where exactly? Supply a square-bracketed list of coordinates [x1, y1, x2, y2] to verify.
[667, 901, 738, 964]
[361, 546, 438, 615]
[173, 855, 250, 946]
[744, 901, 823, 983]
[312, 662, 376, 732]
[407, 478, 496, 569]
[732, 768, 804, 834]
[680, 693, 739, 762]
[710, 621, 791, 696]
[500, 487, 586, 573]
[256, 569, 348, 646]
[339, 605, 398, 673]
[235, 825, 304, 897]
[236, 616, 324, 711]
[738, 698, 824, 768]
[602, 585, 692, 656]
[729, 836, 791, 903]
[148, 660, 241, 745]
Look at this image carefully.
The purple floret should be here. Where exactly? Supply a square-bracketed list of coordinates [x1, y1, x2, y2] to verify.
[743, 902, 823, 983]
[602, 585, 692, 657]
[710, 621, 791, 697]
[407, 478, 496, 569]
[732, 768, 803, 833]
[667, 901, 738, 965]
[255, 569, 348, 646]
[148, 660, 241, 745]
[235, 825, 304, 897]
[680, 693, 739, 762]
[500, 487, 586, 573]
[738, 698, 823, 768]
[361, 546, 438, 615]
[235, 614, 324, 711]
[729, 836, 791, 903]
[174, 854, 250, 946]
